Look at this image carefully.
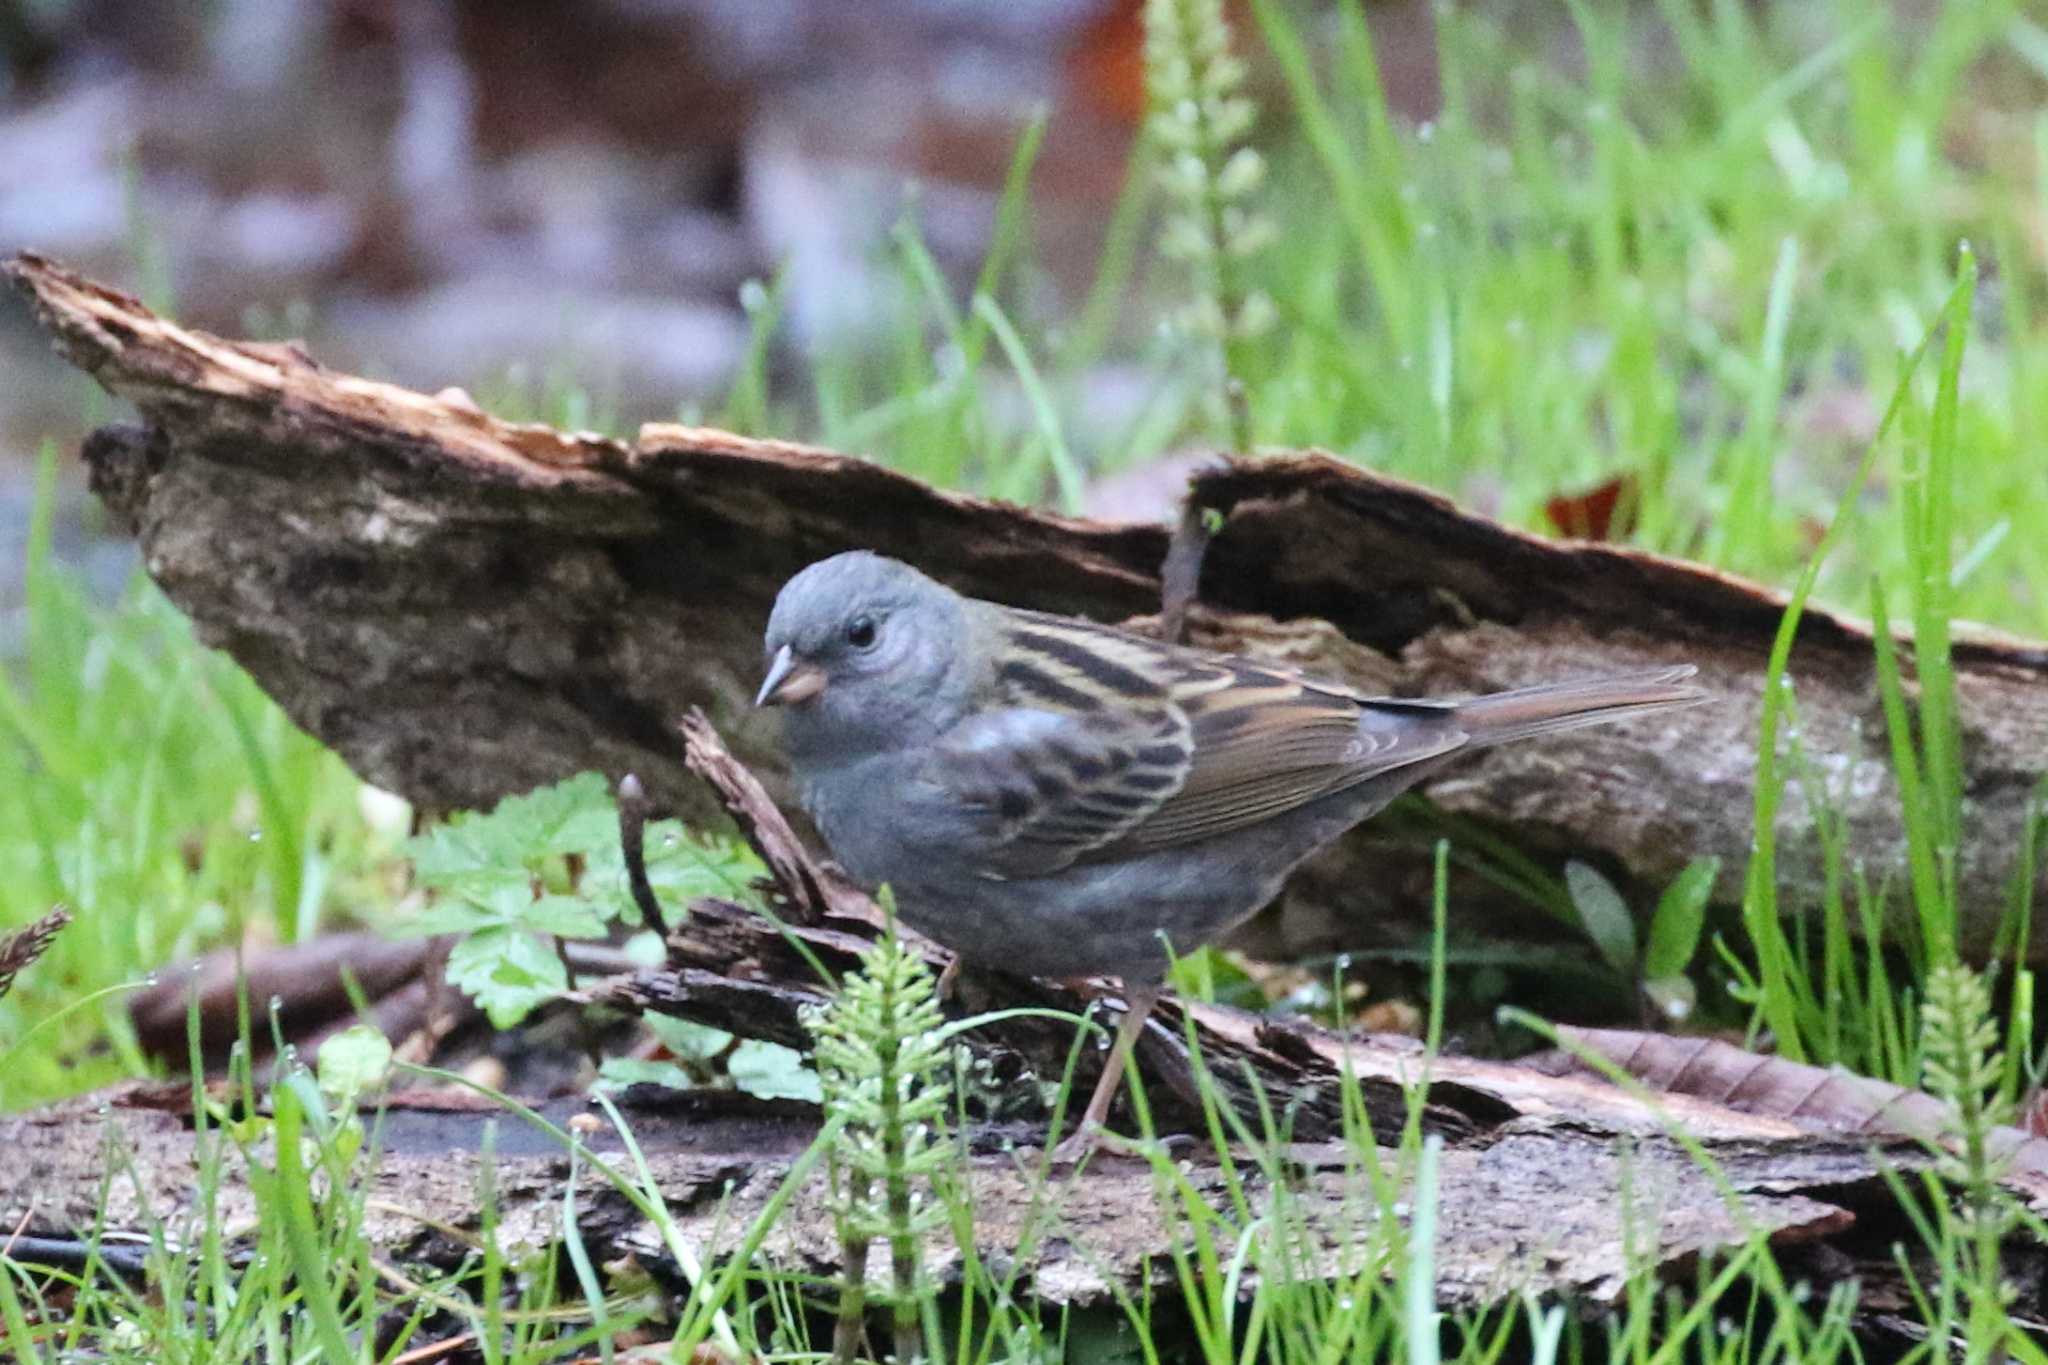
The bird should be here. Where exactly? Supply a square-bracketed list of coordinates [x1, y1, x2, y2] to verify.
[755, 550, 1706, 1160]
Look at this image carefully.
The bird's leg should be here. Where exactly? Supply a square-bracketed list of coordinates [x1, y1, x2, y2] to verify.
[1050, 980, 1162, 1165]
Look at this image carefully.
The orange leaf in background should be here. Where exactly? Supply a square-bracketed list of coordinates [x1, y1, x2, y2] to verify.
[1064, 0, 1258, 125]
[1544, 471, 1640, 542]
[1065, 0, 1147, 125]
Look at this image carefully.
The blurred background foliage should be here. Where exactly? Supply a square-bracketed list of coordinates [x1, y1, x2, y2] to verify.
[2, 0, 2047, 1104]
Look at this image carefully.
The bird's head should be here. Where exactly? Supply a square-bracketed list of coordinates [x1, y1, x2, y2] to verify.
[757, 551, 978, 764]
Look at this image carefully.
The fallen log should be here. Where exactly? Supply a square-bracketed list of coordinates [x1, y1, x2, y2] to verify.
[11, 962, 2048, 1316]
[0, 1073, 1898, 1312]
[11, 709, 2048, 1323]
[8, 251, 2045, 965]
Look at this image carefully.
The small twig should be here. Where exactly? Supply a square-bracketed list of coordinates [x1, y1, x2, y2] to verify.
[549, 930, 604, 1073]
[389, 1332, 477, 1365]
[1158, 495, 1215, 646]
[0, 1235, 149, 1281]
[1223, 379, 1253, 458]
[679, 709, 878, 927]
[615, 774, 668, 926]
[361, 1200, 487, 1255]
[372, 1255, 606, 1325]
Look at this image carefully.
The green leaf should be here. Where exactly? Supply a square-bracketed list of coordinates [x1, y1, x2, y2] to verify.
[316, 1023, 393, 1103]
[1564, 860, 1637, 975]
[621, 929, 668, 966]
[407, 896, 508, 934]
[421, 881, 609, 939]
[446, 926, 569, 1028]
[406, 774, 765, 1028]
[264, 1077, 357, 1365]
[410, 879, 541, 933]
[646, 1014, 734, 1059]
[521, 894, 609, 940]
[583, 820, 769, 926]
[1642, 856, 1721, 980]
[596, 1056, 697, 1091]
[407, 821, 500, 885]
[278, 1067, 333, 1140]
[729, 1040, 822, 1102]
[497, 772, 619, 855]
[408, 772, 617, 888]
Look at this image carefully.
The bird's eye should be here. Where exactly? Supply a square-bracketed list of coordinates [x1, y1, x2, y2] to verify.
[845, 615, 878, 650]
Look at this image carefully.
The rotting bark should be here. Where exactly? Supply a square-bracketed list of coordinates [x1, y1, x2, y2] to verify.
[9, 251, 2048, 962]
[15, 709, 2048, 1320]
[8, 1022, 2048, 1315]
[0, 1079, 1878, 1312]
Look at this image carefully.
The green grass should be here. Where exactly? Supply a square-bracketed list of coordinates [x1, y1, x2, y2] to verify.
[5, 0, 2048, 1356]
[0, 452, 393, 1109]
[797, 0, 2048, 645]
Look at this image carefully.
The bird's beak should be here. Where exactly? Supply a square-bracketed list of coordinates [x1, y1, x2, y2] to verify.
[755, 644, 826, 707]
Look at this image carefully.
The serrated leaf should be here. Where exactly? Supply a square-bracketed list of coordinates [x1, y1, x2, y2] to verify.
[520, 894, 609, 939]
[407, 897, 506, 934]
[488, 772, 618, 855]
[729, 1040, 823, 1102]
[1564, 859, 1637, 975]
[317, 1024, 393, 1102]
[411, 775, 760, 1025]
[408, 822, 503, 885]
[446, 926, 568, 1028]
[409, 772, 617, 887]
[596, 1056, 697, 1091]
[646, 1014, 734, 1059]
[411, 878, 543, 934]
[1642, 856, 1720, 980]
[584, 822, 769, 925]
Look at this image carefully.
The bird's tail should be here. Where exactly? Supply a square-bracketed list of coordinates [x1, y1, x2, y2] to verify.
[1452, 664, 1706, 747]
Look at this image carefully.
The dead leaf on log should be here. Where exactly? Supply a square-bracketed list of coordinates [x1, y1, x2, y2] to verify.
[1533, 1025, 2048, 1179]
[1542, 471, 1640, 541]
[7, 250, 2048, 968]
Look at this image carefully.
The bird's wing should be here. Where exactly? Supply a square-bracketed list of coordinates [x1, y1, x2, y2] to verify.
[922, 610, 1472, 877]
[1102, 649, 1473, 853]
[919, 703, 1190, 877]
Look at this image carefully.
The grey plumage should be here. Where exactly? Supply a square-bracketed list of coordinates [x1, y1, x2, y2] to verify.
[761, 549, 1703, 980]
[758, 550, 1706, 1151]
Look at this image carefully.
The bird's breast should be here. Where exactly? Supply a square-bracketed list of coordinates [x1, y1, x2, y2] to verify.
[798, 753, 941, 890]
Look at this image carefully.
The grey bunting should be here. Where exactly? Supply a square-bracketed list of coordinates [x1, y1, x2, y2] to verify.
[757, 550, 1707, 1159]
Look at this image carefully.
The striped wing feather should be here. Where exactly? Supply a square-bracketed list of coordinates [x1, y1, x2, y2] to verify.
[930, 610, 1473, 876]
[1105, 665, 1469, 853]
